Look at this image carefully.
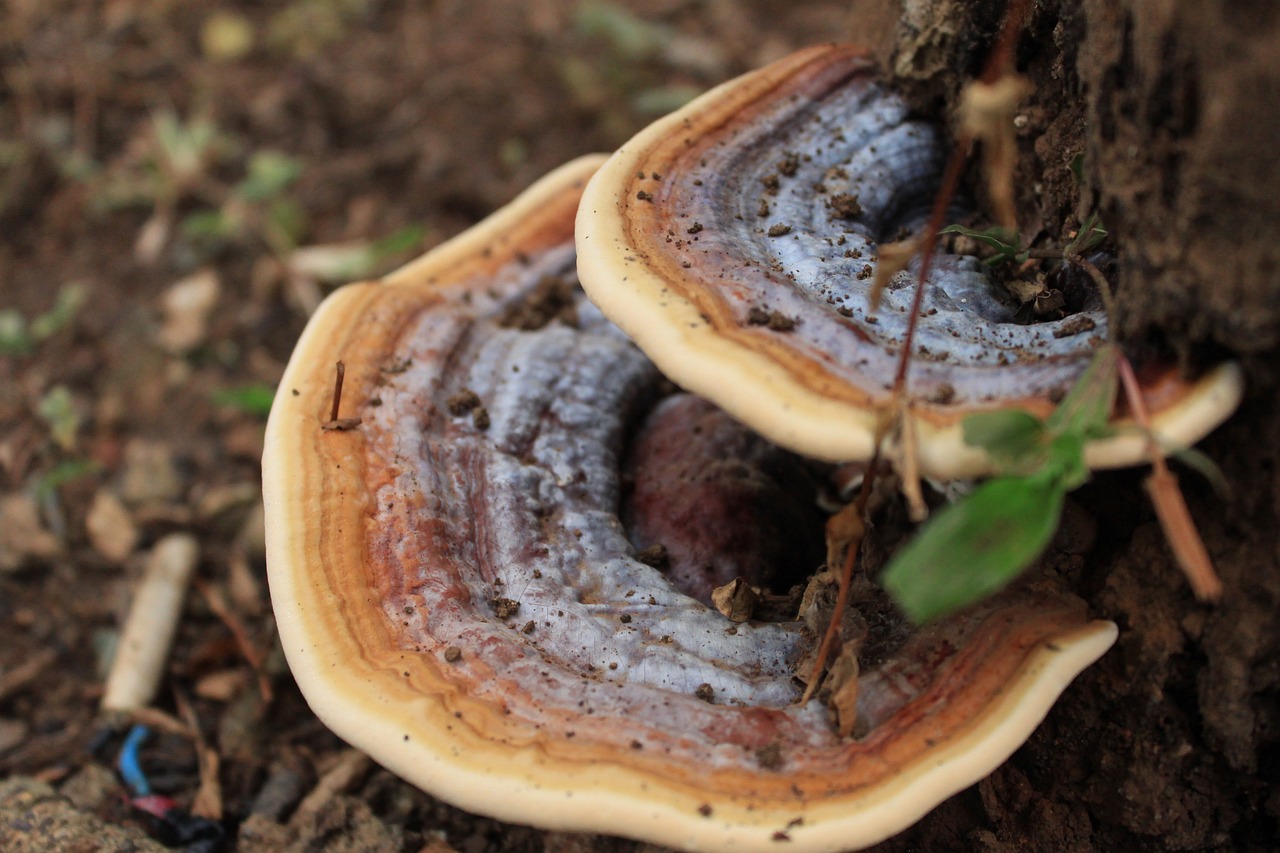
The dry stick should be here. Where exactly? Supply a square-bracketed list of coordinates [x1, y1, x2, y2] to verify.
[1072, 256, 1117, 343]
[801, 448, 880, 705]
[980, 0, 1031, 83]
[330, 359, 345, 421]
[0, 647, 58, 703]
[322, 359, 362, 430]
[102, 533, 200, 712]
[175, 690, 224, 820]
[1115, 354, 1223, 601]
[1080, 257, 1218, 597]
[126, 706, 196, 739]
[889, 0, 1032, 397]
[293, 749, 373, 826]
[195, 577, 275, 703]
[805, 0, 1036, 698]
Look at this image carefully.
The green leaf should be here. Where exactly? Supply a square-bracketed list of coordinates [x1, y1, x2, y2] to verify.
[1045, 344, 1118, 441]
[369, 224, 425, 262]
[939, 224, 1028, 265]
[33, 458, 102, 500]
[182, 208, 236, 241]
[0, 311, 32, 356]
[265, 197, 307, 248]
[962, 410, 1046, 471]
[212, 383, 276, 417]
[152, 111, 226, 186]
[1166, 444, 1231, 499]
[1046, 432, 1090, 491]
[1064, 211, 1107, 256]
[237, 150, 304, 202]
[882, 475, 1066, 623]
[0, 284, 88, 356]
[573, 2, 671, 59]
[37, 385, 81, 451]
[29, 282, 88, 341]
[1068, 152, 1086, 185]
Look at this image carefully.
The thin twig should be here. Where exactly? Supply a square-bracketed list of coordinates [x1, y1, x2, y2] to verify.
[329, 360, 345, 422]
[0, 647, 58, 703]
[195, 578, 275, 704]
[807, 0, 1038, 704]
[175, 690, 224, 820]
[293, 749, 373, 825]
[890, 0, 1033, 399]
[322, 359, 362, 431]
[1116, 354, 1223, 601]
[889, 141, 970, 398]
[1072, 255, 1116, 344]
[801, 443, 882, 704]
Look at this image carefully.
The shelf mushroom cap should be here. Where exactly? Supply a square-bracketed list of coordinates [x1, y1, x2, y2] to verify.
[264, 155, 1118, 852]
[575, 44, 1243, 478]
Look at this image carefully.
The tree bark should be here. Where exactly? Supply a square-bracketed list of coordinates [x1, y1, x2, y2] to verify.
[848, 2, 1280, 848]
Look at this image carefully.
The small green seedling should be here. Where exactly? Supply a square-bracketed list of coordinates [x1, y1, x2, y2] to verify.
[0, 283, 88, 356]
[882, 345, 1119, 623]
[33, 458, 103, 502]
[182, 149, 307, 255]
[939, 224, 1029, 265]
[940, 214, 1107, 266]
[37, 386, 83, 452]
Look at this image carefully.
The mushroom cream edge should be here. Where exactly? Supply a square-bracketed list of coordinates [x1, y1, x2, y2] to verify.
[264, 153, 1119, 853]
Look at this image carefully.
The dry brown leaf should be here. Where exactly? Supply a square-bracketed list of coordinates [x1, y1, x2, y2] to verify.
[0, 493, 62, 572]
[826, 646, 861, 739]
[958, 74, 1033, 230]
[86, 489, 139, 563]
[824, 502, 864, 572]
[867, 237, 920, 314]
[711, 577, 759, 623]
[893, 407, 928, 522]
[176, 692, 224, 820]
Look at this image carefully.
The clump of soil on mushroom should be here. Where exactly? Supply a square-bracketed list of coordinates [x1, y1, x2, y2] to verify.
[499, 274, 580, 331]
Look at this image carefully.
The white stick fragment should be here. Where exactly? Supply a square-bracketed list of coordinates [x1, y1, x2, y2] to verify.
[102, 533, 199, 712]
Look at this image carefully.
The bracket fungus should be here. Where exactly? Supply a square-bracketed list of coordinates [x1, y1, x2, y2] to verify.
[265, 156, 1121, 851]
[575, 44, 1242, 478]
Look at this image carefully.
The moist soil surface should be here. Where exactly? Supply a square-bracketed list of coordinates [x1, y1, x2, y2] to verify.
[2, 2, 1277, 852]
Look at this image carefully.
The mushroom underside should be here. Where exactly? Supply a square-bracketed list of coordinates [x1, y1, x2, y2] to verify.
[265, 157, 1116, 853]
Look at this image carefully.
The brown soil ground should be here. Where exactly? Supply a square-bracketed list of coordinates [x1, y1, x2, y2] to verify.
[2, 2, 1276, 852]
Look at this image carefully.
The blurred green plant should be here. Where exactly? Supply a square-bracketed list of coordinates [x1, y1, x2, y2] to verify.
[37, 386, 84, 452]
[560, 2, 704, 140]
[212, 383, 277, 418]
[574, 2, 672, 58]
[32, 458, 102, 502]
[268, 0, 370, 59]
[90, 109, 236, 214]
[0, 283, 88, 356]
[181, 149, 308, 256]
[84, 108, 314, 262]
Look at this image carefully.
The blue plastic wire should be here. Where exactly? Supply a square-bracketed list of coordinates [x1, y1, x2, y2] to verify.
[118, 724, 151, 796]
